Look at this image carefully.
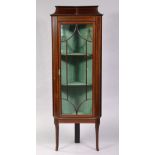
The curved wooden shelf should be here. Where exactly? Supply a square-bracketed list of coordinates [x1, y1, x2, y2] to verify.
[61, 52, 92, 57]
[61, 82, 92, 86]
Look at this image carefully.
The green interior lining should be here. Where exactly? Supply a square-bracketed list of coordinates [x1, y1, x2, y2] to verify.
[61, 24, 93, 115]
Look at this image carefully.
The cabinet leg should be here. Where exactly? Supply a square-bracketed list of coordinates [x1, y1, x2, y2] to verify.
[75, 123, 80, 143]
[95, 119, 100, 151]
[54, 119, 59, 151]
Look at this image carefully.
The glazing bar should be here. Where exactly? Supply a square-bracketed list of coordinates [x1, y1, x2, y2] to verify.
[86, 40, 87, 100]
[66, 40, 68, 100]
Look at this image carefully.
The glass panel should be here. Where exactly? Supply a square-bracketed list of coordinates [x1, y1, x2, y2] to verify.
[60, 24, 93, 115]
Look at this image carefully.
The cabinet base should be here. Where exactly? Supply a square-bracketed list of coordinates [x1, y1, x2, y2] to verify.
[54, 118, 100, 151]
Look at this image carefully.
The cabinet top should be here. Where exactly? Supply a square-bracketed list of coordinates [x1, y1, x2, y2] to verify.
[50, 6, 103, 16]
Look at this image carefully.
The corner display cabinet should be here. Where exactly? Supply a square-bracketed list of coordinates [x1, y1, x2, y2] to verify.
[51, 6, 103, 151]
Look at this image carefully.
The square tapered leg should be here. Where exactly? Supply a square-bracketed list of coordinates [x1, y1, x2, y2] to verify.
[75, 123, 80, 143]
[54, 119, 59, 151]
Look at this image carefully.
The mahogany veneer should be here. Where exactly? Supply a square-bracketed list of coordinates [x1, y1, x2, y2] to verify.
[51, 6, 103, 151]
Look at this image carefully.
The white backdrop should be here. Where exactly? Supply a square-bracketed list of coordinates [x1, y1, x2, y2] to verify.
[36, 0, 119, 155]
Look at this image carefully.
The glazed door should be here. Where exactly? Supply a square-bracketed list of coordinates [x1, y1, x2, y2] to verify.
[59, 22, 95, 116]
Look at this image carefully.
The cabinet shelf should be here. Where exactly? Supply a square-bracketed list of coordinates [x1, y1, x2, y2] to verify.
[62, 82, 92, 86]
[61, 52, 92, 57]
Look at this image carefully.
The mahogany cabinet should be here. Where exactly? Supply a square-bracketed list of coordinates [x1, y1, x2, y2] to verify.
[51, 6, 102, 151]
